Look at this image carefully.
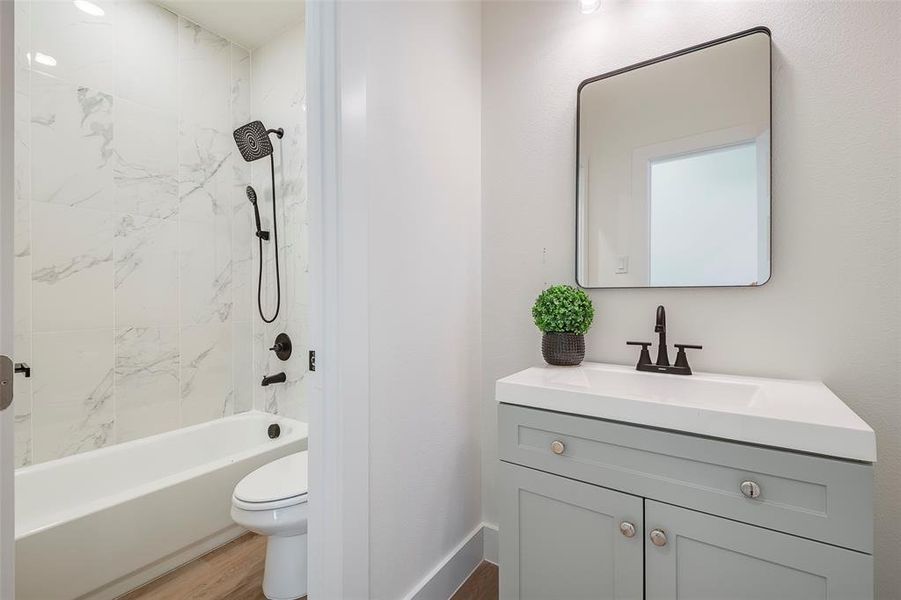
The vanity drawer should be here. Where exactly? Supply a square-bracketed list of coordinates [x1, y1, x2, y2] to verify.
[498, 403, 873, 553]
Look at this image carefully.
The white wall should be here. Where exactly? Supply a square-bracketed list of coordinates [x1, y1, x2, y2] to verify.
[481, 1, 900, 595]
[337, 2, 483, 598]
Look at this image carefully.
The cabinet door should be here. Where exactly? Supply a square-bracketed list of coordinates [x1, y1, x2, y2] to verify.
[645, 500, 873, 600]
[499, 462, 643, 600]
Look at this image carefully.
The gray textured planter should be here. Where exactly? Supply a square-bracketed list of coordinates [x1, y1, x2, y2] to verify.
[542, 332, 585, 366]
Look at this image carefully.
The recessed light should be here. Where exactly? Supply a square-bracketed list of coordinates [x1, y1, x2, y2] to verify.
[32, 52, 57, 67]
[73, 0, 105, 17]
[580, 0, 601, 14]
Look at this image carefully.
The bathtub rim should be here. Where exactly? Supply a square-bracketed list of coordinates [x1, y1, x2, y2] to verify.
[15, 411, 308, 540]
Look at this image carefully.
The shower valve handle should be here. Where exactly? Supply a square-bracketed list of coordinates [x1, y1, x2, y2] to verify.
[269, 333, 293, 361]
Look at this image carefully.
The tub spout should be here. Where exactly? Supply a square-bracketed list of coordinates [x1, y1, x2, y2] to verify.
[261, 372, 287, 386]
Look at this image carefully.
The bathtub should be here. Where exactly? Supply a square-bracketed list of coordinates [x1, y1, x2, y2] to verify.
[15, 411, 307, 600]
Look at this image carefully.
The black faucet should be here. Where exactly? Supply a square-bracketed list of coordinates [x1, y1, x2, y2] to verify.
[654, 305, 669, 367]
[261, 372, 287, 386]
[627, 305, 702, 375]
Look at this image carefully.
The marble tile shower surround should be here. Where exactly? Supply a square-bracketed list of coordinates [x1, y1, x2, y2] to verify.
[249, 23, 308, 421]
[13, 1, 308, 467]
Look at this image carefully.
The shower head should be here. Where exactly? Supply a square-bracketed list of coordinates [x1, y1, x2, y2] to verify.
[246, 185, 268, 241]
[237, 120, 284, 324]
[233, 120, 274, 162]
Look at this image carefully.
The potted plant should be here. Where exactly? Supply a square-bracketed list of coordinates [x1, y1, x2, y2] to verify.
[532, 284, 594, 366]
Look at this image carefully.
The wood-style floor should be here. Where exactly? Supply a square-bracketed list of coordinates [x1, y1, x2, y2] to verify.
[119, 533, 498, 600]
[451, 561, 499, 600]
[120, 534, 271, 600]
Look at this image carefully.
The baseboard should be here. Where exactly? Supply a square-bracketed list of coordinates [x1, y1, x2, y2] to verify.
[405, 523, 498, 600]
[482, 523, 498, 565]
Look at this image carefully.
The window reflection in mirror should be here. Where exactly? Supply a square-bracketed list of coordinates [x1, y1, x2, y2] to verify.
[576, 29, 771, 288]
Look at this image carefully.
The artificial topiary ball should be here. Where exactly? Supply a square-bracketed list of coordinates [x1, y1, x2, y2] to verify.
[531, 285, 594, 334]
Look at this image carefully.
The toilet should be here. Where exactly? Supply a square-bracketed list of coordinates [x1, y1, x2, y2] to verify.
[231, 451, 309, 600]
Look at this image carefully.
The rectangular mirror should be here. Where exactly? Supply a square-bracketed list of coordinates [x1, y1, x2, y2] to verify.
[576, 28, 771, 288]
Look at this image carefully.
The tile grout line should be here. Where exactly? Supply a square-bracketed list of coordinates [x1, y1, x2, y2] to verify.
[111, 0, 118, 449]
[26, 0, 34, 466]
[176, 13, 183, 430]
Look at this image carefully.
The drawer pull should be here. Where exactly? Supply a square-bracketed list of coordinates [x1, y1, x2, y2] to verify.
[550, 440, 566, 455]
[740, 480, 762, 499]
[619, 521, 636, 538]
[649, 529, 667, 547]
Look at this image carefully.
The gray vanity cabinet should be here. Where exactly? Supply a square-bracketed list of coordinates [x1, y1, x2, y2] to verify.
[498, 403, 875, 600]
[499, 461, 643, 600]
[645, 501, 873, 600]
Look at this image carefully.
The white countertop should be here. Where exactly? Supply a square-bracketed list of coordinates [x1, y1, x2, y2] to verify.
[496, 362, 876, 462]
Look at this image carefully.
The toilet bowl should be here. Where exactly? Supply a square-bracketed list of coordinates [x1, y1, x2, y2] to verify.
[231, 451, 308, 600]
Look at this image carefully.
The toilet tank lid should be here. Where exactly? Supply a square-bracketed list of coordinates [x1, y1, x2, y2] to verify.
[234, 451, 308, 504]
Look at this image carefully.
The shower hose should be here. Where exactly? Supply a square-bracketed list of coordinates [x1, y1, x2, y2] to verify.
[257, 152, 281, 323]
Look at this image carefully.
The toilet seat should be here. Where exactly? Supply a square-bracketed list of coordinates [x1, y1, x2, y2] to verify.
[233, 451, 308, 511]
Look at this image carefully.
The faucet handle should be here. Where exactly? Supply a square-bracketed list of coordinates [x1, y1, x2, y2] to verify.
[626, 341, 653, 367]
[673, 344, 702, 372]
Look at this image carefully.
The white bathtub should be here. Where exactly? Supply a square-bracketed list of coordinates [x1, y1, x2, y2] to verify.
[15, 411, 307, 600]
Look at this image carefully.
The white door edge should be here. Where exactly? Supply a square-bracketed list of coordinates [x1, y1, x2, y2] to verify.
[306, 1, 371, 598]
[0, 0, 17, 595]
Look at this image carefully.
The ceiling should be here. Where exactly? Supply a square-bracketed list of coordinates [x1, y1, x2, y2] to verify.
[155, 0, 305, 49]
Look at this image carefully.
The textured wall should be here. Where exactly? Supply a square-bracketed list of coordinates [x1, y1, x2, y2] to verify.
[481, 1, 900, 594]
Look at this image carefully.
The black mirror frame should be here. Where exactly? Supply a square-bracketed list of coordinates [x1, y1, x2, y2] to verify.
[575, 26, 773, 290]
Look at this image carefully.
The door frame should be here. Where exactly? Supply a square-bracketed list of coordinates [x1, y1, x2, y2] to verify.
[0, 2, 373, 597]
[306, 1, 371, 598]
[0, 0, 16, 595]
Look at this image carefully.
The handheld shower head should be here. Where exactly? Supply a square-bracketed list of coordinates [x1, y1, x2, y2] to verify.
[246, 185, 268, 241]
[233, 120, 274, 162]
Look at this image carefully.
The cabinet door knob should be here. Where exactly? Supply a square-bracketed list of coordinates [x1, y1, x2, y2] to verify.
[550, 440, 566, 455]
[619, 521, 636, 538]
[649, 529, 667, 547]
[740, 480, 762, 499]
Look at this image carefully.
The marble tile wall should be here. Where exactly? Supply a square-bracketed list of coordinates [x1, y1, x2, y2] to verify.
[248, 24, 308, 422]
[12, 0, 306, 468]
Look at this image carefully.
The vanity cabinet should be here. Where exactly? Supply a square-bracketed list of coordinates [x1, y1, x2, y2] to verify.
[499, 462, 643, 599]
[645, 501, 873, 600]
[498, 403, 875, 600]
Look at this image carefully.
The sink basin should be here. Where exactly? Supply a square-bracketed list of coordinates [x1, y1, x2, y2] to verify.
[496, 362, 875, 462]
[575, 368, 763, 410]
